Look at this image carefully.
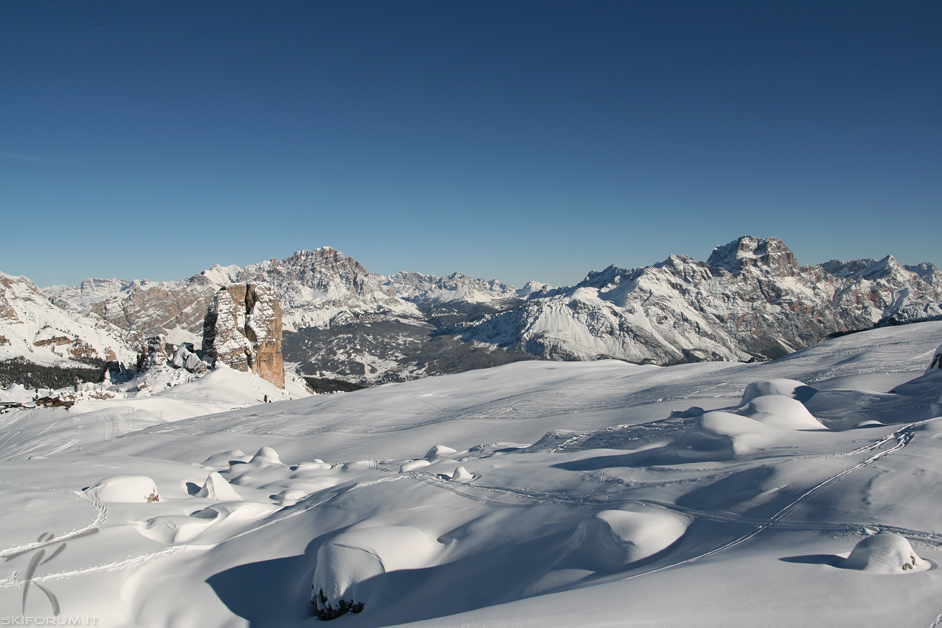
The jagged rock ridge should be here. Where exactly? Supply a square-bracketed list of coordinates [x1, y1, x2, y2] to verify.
[46, 248, 428, 339]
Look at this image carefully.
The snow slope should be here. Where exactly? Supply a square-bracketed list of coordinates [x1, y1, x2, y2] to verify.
[0, 271, 135, 366]
[0, 362, 309, 462]
[1, 322, 941, 627]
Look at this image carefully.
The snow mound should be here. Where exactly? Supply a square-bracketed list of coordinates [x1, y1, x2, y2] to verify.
[251, 446, 282, 464]
[295, 459, 330, 471]
[674, 411, 779, 459]
[195, 471, 242, 501]
[565, 509, 689, 572]
[400, 459, 431, 473]
[741, 395, 827, 430]
[524, 429, 583, 452]
[424, 445, 457, 461]
[134, 513, 217, 544]
[201, 450, 253, 469]
[312, 526, 442, 618]
[843, 533, 926, 574]
[667, 387, 824, 459]
[221, 446, 289, 485]
[448, 466, 473, 482]
[741, 379, 817, 404]
[272, 488, 307, 506]
[84, 475, 159, 503]
[192, 501, 276, 523]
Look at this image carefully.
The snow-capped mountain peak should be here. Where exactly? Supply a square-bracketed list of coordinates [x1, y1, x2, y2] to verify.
[707, 235, 798, 276]
[197, 264, 243, 287]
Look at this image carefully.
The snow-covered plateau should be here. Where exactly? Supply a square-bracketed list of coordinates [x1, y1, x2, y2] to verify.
[1, 321, 942, 626]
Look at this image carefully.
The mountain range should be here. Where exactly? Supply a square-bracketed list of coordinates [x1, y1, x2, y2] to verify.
[3, 235, 940, 386]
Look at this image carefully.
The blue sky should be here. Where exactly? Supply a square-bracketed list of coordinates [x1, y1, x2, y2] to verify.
[2, 1, 940, 288]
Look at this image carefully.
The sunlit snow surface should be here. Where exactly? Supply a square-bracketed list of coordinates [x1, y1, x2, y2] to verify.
[2, 322, 942, 627]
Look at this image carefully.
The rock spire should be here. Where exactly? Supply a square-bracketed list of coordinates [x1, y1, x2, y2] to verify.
[202, 284, 284, 388]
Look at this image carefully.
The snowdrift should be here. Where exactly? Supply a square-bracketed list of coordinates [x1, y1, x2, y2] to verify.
[842, 533, 926, 574]
[563, 508, 690, 572]
[312, 526, 443, 619]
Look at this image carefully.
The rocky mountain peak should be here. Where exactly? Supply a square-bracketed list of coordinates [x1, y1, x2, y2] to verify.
[284, 248, 369, 278]
[518, 281, 553, 298]
[581, 265, 632, 290]
[12, 236, 941, 388]
[821, 256, 909, 282]
[385, 270, 521, 305]
[196, 264, 242, 287]
[906, 262, 939, 282]
[857, 256, 906, 281]
[707, 236, 798, 276]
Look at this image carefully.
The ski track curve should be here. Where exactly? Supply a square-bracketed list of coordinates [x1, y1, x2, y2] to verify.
[0, 474, 408, 588]
[0, 480, 108, 561]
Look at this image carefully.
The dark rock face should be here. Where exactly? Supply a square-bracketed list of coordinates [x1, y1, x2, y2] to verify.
[203, 284, 284, 388]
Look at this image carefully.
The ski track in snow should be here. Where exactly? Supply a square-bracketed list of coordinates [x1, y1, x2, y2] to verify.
[615, 420, 941, 583]
[0, 480, 108, 559]
[0, 474, 409, 587]
[19, 415, 932, 589]
[415, 418, 942, 575]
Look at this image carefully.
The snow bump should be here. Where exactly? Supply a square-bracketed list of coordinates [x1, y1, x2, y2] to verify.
[843, 533, 927, 574]
[565, 509, 689, 572]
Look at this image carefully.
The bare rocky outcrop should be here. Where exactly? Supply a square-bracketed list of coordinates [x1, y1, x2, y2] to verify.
[202, 284, 284, 388]
[136, 335, 169, 372]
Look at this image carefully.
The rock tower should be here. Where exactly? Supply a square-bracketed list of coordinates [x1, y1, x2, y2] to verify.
[202, 283, 284, 388]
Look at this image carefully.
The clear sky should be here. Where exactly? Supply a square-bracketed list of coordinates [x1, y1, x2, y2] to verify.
[2, 1, 940, 289]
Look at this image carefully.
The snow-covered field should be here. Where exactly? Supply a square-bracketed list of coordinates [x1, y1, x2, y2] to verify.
[2, 322, 942, 627]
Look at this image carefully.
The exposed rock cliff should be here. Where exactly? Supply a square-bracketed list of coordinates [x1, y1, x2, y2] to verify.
[203, 284, 284, 388]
